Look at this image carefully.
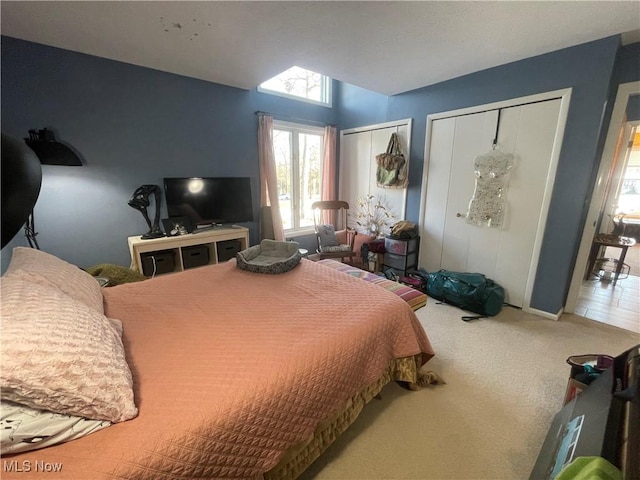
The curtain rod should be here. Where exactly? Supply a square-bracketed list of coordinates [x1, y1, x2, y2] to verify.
[255, 110, 335, 128]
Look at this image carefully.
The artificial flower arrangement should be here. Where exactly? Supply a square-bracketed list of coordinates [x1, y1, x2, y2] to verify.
[353, 194, 395, 237]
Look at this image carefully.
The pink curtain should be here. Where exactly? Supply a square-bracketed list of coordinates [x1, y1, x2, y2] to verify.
[321, 126, 338, 225]
[257, 114, 285, 241]
[321, 126, 337, 201]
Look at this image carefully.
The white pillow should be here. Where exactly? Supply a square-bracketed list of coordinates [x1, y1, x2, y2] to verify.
[0, 276, 138, 423]
[5, 247, 104, 314]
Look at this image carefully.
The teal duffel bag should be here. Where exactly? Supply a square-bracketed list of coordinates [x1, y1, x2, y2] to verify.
[425, 270, 505, 317]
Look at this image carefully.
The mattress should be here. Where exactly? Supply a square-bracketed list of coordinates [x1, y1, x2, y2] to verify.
[2, 258, 435, 479]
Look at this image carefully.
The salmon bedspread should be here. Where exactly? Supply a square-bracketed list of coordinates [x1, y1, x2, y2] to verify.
[3, 259, 435, 479]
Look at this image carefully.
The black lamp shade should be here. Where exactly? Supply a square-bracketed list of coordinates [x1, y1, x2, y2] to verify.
[24, 129, 82, 166]
[1, 134, 43, 248]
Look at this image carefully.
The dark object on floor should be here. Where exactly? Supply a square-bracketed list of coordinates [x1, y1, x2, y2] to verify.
[86, 264, 146, 286]
[384, 268, 400, 282]
[400, 273, 426, 292]
[566, 354, 615, 386]
[425, 269, 505, 317]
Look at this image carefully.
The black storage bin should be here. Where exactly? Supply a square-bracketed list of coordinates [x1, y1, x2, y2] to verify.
[182, 245, 210, 269]
[217, 240, 242, 262]
[141, 250, 176, 276]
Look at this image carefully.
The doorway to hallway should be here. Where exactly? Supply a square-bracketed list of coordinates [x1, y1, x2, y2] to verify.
[576, 244, 639, 332]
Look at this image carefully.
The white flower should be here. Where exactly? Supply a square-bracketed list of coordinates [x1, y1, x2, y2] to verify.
[353, 194, 395, 237]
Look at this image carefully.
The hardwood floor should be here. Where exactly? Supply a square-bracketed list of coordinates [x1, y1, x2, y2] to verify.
[576, 244, 640, 333]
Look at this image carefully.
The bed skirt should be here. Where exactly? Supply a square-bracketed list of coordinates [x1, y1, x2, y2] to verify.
[264, 354, 441, 479]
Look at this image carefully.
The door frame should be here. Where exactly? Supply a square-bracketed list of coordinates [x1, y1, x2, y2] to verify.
[418, 88, 572, 316]
[600, 120, 640, 229]
[565, 81, 640, 313]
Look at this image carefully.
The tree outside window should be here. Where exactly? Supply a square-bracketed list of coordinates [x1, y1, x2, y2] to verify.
[259, 66, 331, 107]
[273, 122, 323, 232]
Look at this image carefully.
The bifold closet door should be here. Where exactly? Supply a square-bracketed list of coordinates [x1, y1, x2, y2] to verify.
[340, 125, 408, 228]
[340, 129, 371, 227]
[422, 99, 562, 308]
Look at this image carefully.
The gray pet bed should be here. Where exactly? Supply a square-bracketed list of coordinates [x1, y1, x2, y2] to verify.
[236, 239, 302, 274]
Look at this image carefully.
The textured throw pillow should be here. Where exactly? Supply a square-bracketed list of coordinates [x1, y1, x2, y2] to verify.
[5, 247, 104, 314]
[317, 224, 338, 248]
[0, 276, 138, 423]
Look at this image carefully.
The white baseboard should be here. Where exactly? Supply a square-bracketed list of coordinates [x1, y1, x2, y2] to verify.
[527, 306, 564, 321]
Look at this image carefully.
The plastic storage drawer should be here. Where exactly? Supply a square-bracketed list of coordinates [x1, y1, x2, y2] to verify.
[384, 252, 418, 270]
[182, 245, 210, 269]
[384, 237, 418, 255]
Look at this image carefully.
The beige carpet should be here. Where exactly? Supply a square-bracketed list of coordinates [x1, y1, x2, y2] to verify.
[300, 300, 639, 480]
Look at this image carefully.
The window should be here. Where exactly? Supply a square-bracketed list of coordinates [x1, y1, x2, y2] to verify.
[259, 66, 332, 107]
[272, 121, 324, 233]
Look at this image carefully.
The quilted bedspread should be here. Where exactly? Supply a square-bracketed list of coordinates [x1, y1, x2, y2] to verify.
[3, 259, 434, 479]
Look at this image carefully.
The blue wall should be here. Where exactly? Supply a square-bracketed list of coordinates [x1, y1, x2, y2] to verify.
[1, 36, 338, 270]
[2, 34, 637, 316]
[336, 36, 625, 314]
[628, 95, 640, 122]
[615, 42, 640, 123]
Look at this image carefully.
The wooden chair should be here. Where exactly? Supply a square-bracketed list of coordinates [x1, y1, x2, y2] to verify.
[311, 200, 356, 263]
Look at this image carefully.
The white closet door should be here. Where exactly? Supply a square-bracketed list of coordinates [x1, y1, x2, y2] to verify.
[423, 99, 562, 308]
[370, 126, 408, 223]
[340, 123, 409, 231]
[340, 130, 372, 227]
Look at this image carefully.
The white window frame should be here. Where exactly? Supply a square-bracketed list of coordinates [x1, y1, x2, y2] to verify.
[273, 120, 325, 236]
[258, 68, 332, 107]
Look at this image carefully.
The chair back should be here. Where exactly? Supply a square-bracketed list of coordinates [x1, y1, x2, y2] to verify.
[311, 200, 349, 231]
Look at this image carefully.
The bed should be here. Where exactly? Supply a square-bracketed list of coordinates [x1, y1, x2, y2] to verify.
[1, 247, 437, 479]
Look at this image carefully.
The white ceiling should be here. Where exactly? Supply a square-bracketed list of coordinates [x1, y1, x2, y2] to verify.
[2, 1, 639, 96]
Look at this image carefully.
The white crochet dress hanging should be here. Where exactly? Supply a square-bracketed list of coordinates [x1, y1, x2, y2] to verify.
[466, 149, 514, 228]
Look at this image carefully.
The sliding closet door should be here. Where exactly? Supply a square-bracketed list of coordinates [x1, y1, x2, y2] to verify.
[423, 99, 562, 308]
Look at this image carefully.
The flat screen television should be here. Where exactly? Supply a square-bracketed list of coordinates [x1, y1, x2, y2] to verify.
[163, 177, 253, 226]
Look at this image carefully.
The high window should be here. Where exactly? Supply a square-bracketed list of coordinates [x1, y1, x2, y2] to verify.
[259, 66, 332, 107]
[272, 121, 324, 233]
